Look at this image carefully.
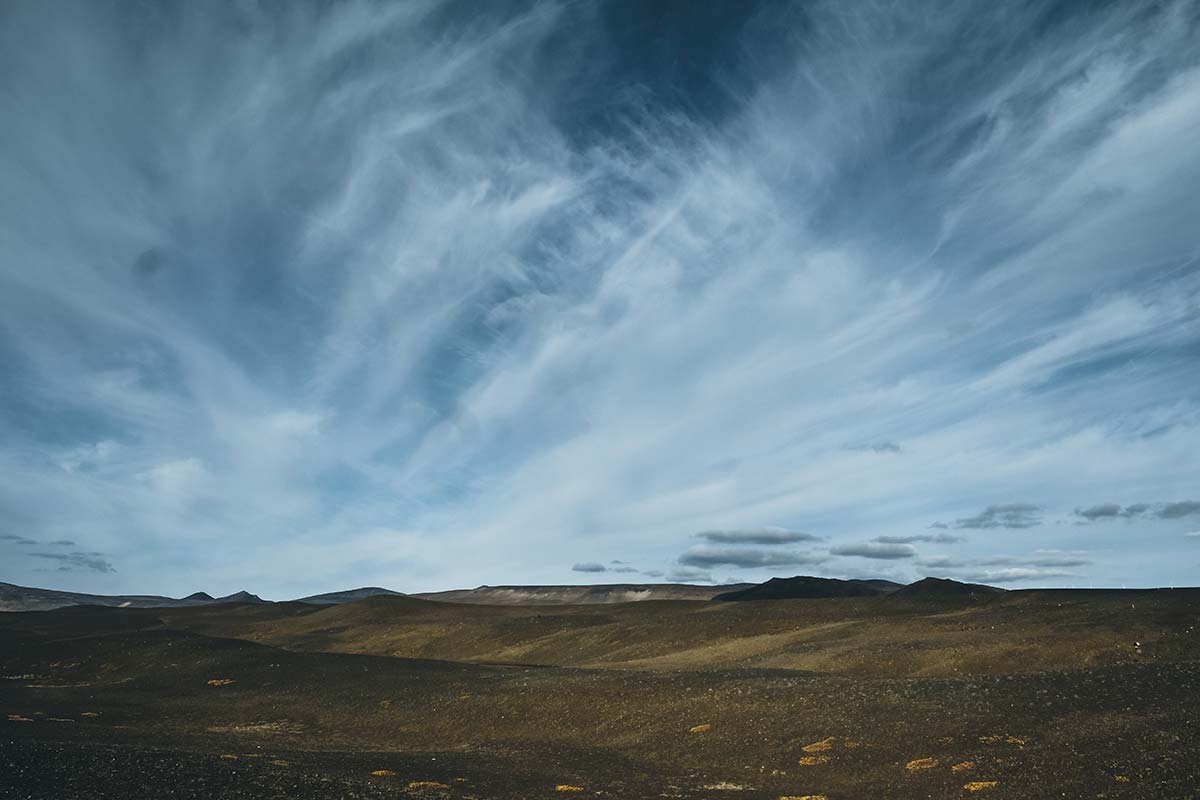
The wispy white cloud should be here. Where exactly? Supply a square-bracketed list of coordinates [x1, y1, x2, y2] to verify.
[0, 0, 1198, 596]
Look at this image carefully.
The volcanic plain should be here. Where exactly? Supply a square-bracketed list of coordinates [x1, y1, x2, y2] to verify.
[2, 579, 1199, 799]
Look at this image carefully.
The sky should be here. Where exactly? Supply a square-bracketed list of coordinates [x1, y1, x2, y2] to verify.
[1, 0, 1199, 600]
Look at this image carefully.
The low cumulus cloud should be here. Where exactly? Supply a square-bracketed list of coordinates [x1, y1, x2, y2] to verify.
[829, 542, 916, 560]
[667, 568, 714, 584]
[1075, 501, 1200, 522]
[977, 550, 1091, 568]
[28, 551, 116, 573]
[678, 546, 825, 569]
[695, 527, 822, 545]
[875, 533, 963, 544]
[945, 504, 1043, 530]
[958, 567, 1076, 584]
[573, 560, 639, 574]
[848, 441, 902, 454]
[915, 555, 967, 569]
[921, 549, 1091, 584]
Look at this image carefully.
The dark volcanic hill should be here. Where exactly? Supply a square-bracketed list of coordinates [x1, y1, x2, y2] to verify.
[891, 576, 1004, 598]
[714, 575, 891, 600]
[295, 587, 406, 605]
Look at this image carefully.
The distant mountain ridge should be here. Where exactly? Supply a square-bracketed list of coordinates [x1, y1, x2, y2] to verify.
[295, 587, 406, 605]
[714, 575, 1004, 601]
[714, 576, 901, 601]
[892, 576, 1005, 598]
[412, 583, 754, 605]
[0, 582, 264, 612]
[1, 576, 1005, 613]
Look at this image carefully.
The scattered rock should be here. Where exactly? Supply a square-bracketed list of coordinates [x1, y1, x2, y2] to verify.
[963, 781, 1000, 792]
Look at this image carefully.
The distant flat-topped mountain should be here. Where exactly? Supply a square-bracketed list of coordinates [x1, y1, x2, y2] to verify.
[714, 575, 898, 601]
[413, 583, 754, 605]
[295, 587, 406, 605]
[892, 576, 1005, 598]
[0, 582, 264, 612]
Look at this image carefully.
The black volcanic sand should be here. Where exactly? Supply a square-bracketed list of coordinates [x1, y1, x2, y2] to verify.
[3, 593, 1200, 798]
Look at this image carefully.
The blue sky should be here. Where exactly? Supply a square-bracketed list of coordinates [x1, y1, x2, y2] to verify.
[1, 0, 1198, 599]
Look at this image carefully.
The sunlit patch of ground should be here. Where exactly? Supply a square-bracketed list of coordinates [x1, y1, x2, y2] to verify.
[978, 734, 1024, 745]
[554, 784, 584, 791]
[689, 723, 712, 733]
[206, 720, 303, 735]
[797, 755, 830, 766]
[801, 737, 836, 753]
[951, 761, 974, 773]
[963, 780, 999, 791]
[206, 678, 235, 686]
[905, 757, 939, 770]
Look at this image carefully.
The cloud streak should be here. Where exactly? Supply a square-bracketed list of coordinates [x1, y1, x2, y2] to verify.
[0, 0, 1198, 595]
[946, 505, 1044, 530]
[830, 542, 917, 560]
[1074, 501, 1200, 522]
[677, 547, 825, 570]
[695, 528, 822, 545]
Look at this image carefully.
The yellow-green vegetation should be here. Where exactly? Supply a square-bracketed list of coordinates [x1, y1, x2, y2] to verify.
[406, 780, 450, 790]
